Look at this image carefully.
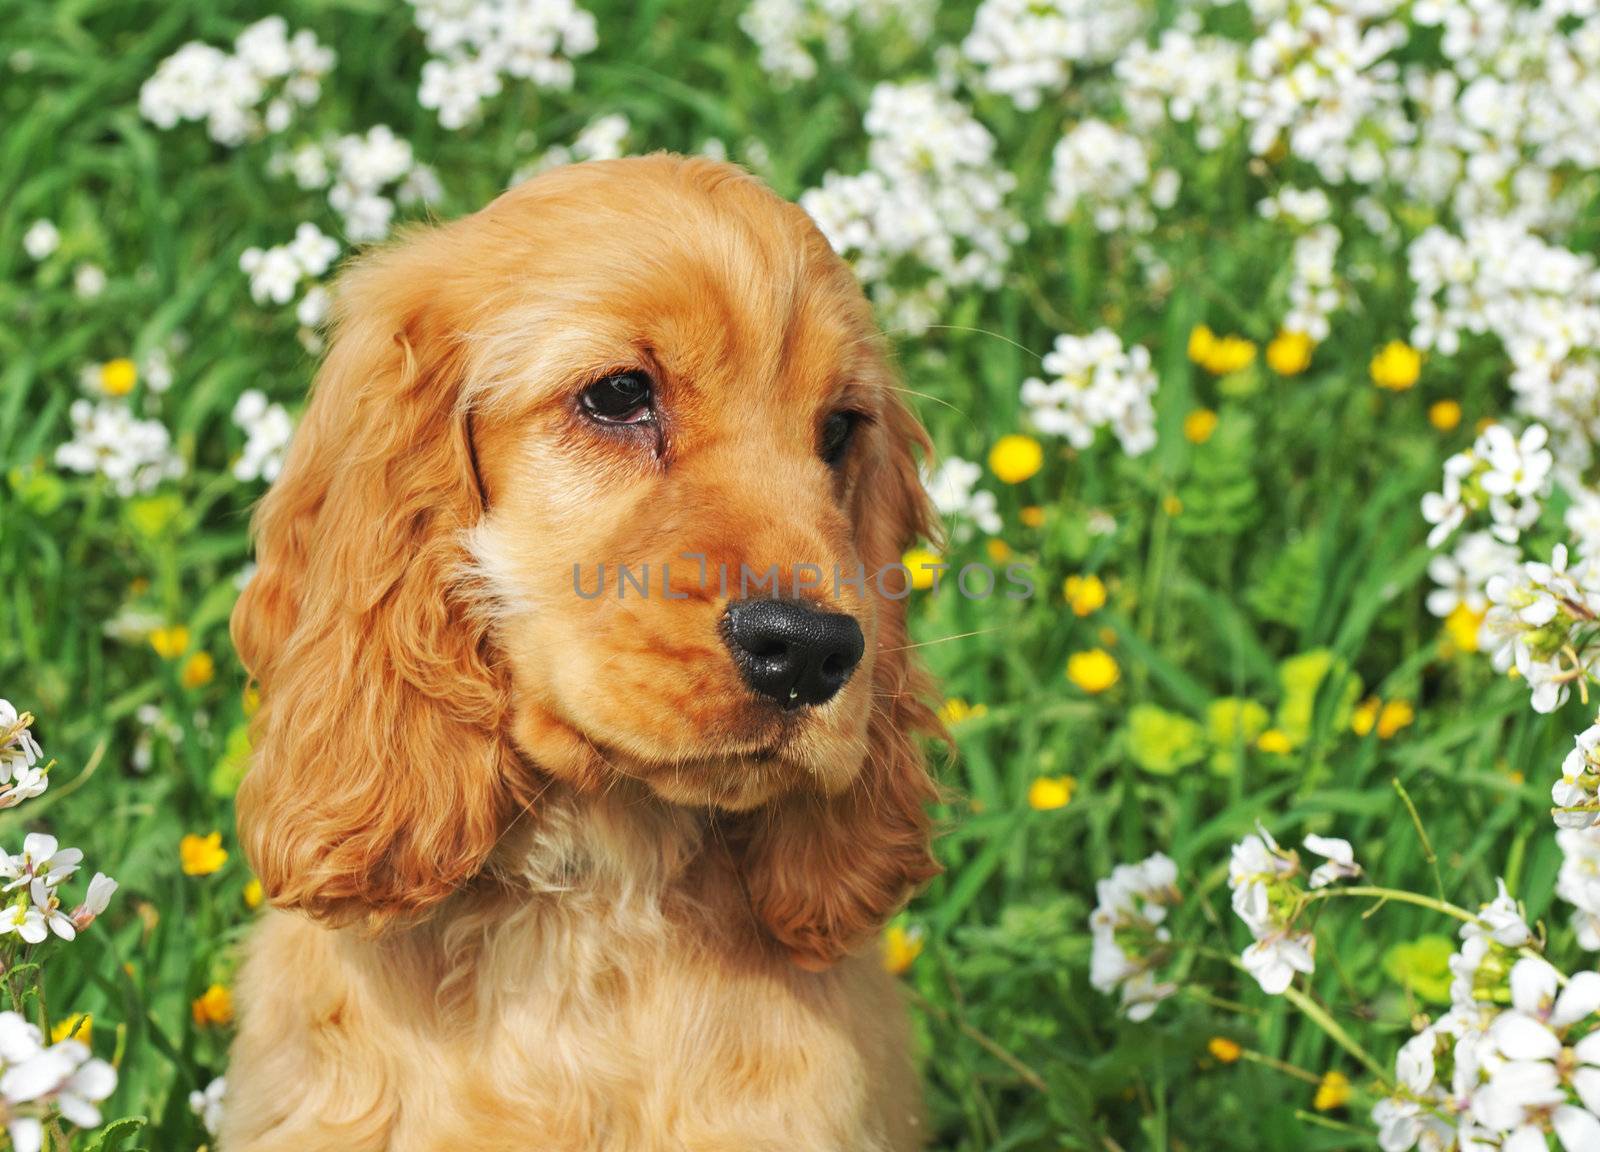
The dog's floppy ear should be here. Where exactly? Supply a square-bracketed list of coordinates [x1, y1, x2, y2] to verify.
[738, 391, 943, 969]
[231, 232, 519, 927]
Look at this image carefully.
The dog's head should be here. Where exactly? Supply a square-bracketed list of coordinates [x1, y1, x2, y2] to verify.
[232, 155, 940, 967]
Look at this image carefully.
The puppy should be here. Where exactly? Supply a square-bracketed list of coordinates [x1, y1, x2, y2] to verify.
[222, 154, 941, 1151]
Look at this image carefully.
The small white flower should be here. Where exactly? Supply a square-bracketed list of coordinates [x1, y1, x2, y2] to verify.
[0, 699, 44, 786]
[1469, 878, 1533, 948]
[1303, 834, 1361, 889]
[1241, 931, 1316, 995]
[70, 872, 117, 932]
[1021, 329, 1159, 457]
[1477, 957, 1600, 1149]
[72, 264, 106, 299]
[189, 1075, 227, 1136]
[1088, 852, 1180, 1020]
[3, 833, 84, 895]
[21, 220, 59, 261]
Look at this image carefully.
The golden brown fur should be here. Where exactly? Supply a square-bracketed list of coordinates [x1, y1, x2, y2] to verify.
[224, 155, 941, 1150]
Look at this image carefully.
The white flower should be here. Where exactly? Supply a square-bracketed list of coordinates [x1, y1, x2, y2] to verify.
[0, 905, 49, 946]
[70, 873, 118, 933]
[287, 222, 338, 278]
[0, 1030, 117, 1138]
[72, 264, 105, 299]
[1117, 29, 1244, 152]
[1241, 931, 1315, 995]
[800, 82, 1023, 333]
[189, 1075, 227, 1137]
[1303, 834, 1361, 889]
[962, 0, 1145, 111]
[1555, 725, 1600, 833]
[1021, 329, 1158, 457]
[54, 400, 184, 497]
[739, 0, 934, 86]
[240, 243, 303, 306]
[140, 18, 333, 145]
[0, 700, 44, 787]
[1476, 957, 1600, 1150]
[296, 284, 332, 330]
[1426, 531, 1520, 618]
[21, 220, 59, 261]
[923, 457, 1001, 539]
[1467, 878, 1533, 948]
[1047, 120, 1167, 234]
[1088, 852, 1180, 1021]
[232, 390, 295, 483]
[3, 834, 84, 896]
[408, 0, 598, 127]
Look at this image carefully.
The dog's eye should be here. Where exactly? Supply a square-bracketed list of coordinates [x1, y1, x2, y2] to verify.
[580, 373, 655, 425]
[819, 411, 860, 466]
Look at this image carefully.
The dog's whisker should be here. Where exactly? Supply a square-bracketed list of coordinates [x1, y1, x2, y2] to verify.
[880, 626, 1008, 653]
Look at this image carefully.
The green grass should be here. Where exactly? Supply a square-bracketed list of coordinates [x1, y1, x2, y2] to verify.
[0, 1, 1589, 1148]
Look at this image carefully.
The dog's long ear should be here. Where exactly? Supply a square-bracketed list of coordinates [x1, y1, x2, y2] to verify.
[231, 234, 518, 927]
[739, 391, 943, 969]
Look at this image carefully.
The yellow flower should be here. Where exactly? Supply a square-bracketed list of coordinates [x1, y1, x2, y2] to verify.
[1067, 649, 1120, 694]
[1183, 408, 1218, 444]
[1351, 697, 1380, 737]
[242, 684, 261, 716]
[1063, 573, 1107, 616]
[1378, 699, 1415, 740]
[1019, 505, 1045, 529]
[149, 624, 190, 660]
[1266, 330, 1314, 375]
[243, 877, 264, 910]
[1314, 1070, 1352, 1112]
[192, 984, 234, 1028]
[1162, 494, 1183, 517]
[1204, 335, 1257, 376]
[938, 698, 988, 726]
[181, 651, 215, 689]
[181, 832, 229, 877]
[985, 538, 1012, 564]
[901, 547, 943, 591]
[99, 358, 138, 397]
[1257, 728, 1292, 755]
[1191, 325, 1256, 375]
[1028, 775, 1075, 810]
[882, 924, 924, 975]
[989, 435, 1043, 484]
[1371, 340, 1422, 391]
[1443, 604, 1484, 654]
[1355, 698, 1415, 739]
[1208, 1036, 1242, 1064]
[1429, 399, 1463, 431]
[51, 1014, 91, 1045]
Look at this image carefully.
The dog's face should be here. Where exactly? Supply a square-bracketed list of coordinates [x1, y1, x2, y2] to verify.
[465, 177, 904, 810]
[232, 157, 938, 966]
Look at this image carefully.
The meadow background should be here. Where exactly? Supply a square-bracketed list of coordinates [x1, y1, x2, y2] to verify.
[3, 0, 1599, 1148]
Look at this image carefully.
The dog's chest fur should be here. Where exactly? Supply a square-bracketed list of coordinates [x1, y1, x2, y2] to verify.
[218, 791, 922, 1151]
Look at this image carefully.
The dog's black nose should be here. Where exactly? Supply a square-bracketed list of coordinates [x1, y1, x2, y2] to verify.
[721, 600, 865, 709]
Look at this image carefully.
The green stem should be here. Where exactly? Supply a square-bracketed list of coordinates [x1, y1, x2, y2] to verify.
[1391, 777, 1446, 900]
[1197, 947, 1390, 1087]
[1279, 984, 1390, 1087]
[1301, 885, 1477, 924]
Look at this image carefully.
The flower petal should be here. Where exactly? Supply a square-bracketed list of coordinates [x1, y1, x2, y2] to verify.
[1554, 972, 1600, 1028]
[1491, 1012, 1561, 1061]
[1510, 956, 1560, 1016]
[1555, 1104, 1600, 1152]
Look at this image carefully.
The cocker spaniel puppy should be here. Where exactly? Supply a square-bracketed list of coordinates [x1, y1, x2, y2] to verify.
[223, 154, 941, 1151]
